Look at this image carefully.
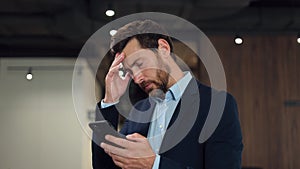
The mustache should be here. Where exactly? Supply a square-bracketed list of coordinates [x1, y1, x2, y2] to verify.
[140, 80, 157, 89]
[140, 80, 168, 93]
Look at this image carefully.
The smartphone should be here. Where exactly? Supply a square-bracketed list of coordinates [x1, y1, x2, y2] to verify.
[89, 120, 126, 148]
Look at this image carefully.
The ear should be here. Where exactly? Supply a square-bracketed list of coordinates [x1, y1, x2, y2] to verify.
[158, 39, 171, 56]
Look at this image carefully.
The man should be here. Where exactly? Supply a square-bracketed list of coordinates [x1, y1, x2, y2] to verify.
[92, 20, 243, 169]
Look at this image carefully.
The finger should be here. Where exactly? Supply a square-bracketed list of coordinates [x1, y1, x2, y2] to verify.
[111, 155, 137, 168]
[127, 133, 144, 138]
[106, 65, 123, 79]
[110, 153, 124, 167]
[104, 148, 109, 154]
[111, 52, 125, 68]
[111, 154, 126, 163]
[111, 154, 132, 169]
[109, 61, 123, 73]
[111, 154, 139, 163]
[100, 142, 128, 157]
[112, 154, 150, 169]
[105, 135, 131, 148]
[110, 52, 120, 67]
[126, 133, 146, 142]
[106, 151, 114, 158]
[111, 156, 124, 169]
[123, 72, 131, 82]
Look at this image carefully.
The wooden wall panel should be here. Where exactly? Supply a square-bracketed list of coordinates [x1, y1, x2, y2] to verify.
[95, 35, 299, 169]
[202, 35, 300, 169]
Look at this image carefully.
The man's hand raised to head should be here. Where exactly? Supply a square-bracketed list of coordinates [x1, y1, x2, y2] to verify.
[104, 52, 131, 103]
[101, 133, 156, 169]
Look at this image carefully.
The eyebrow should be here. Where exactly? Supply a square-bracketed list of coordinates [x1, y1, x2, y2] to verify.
[128, 58, 142, 68]
[121, 58, 140, 74]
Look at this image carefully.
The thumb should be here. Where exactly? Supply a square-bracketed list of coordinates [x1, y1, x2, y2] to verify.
[126, 133, 145, 141]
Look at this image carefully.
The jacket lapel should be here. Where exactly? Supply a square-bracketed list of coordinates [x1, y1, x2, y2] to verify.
[160, 78, 201, 153]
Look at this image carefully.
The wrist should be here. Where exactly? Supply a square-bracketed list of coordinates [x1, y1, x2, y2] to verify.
[100, 99, 119, 109]
[103, 96, 119, 104]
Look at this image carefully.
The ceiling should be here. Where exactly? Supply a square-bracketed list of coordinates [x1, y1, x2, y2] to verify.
[1, 0, 300, 57]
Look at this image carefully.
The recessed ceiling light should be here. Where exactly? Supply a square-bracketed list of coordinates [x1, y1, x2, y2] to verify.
[234, 36, 243, 45]
[105, 9, 115, 17]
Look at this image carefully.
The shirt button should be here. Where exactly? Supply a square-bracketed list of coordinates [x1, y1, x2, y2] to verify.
[159, 124, 163, 129]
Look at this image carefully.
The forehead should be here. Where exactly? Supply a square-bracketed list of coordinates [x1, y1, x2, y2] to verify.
[123, 38, 142, 57]
[122, 38, 156, 65]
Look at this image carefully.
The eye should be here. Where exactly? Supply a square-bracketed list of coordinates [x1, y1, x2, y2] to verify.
[124, 68, 133, 75]
[123, 68, 133, 78]
[136, 62, 143, 68]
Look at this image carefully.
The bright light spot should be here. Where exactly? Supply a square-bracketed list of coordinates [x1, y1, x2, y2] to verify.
[110, 29, 117, 36]
[26, 73, 33, 81]
[297, 37, 300, 44]
[106, 10, 115, 17]
[235, 37, 243, 45]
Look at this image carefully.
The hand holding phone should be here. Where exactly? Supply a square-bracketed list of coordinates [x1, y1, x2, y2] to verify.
[89, 120, 126, 148]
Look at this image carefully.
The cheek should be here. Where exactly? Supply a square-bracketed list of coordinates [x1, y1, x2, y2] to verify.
[141, 68, 158, 78]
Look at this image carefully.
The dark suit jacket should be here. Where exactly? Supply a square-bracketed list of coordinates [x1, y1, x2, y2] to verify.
[92, 79, 243, 169]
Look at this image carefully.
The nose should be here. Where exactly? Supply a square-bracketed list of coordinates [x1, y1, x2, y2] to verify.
[132, 70, 143, 84]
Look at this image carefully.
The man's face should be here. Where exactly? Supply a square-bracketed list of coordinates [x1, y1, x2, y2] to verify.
[122, 38, 170, 95]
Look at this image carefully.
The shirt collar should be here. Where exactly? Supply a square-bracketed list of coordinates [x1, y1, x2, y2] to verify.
[166, 71, 193, 101]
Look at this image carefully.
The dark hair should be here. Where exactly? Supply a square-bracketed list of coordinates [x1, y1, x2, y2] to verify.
[110, 20, 173, 55]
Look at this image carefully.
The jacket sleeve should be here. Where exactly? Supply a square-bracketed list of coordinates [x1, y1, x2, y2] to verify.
[204, 93, 243, 169]
[159, 156, 193, 169]
[91, 103, 121, 169]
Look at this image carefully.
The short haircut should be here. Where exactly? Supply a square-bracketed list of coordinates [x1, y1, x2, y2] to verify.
[110, 20, 173, 55]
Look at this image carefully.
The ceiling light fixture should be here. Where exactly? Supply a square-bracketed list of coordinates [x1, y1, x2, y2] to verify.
[26, 67, 33, 81]
[7, 65, 77, 81]
[105, 9, 115, 17]
[234, 35, 243, 45]
[297, 34, 300, 44]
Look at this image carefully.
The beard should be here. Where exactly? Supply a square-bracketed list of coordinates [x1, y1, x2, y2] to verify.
[138, 51, 171, 99]
[140, 69, 169, 99]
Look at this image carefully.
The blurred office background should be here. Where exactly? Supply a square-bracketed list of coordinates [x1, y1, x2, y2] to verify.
[0, 0, 299, 169]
